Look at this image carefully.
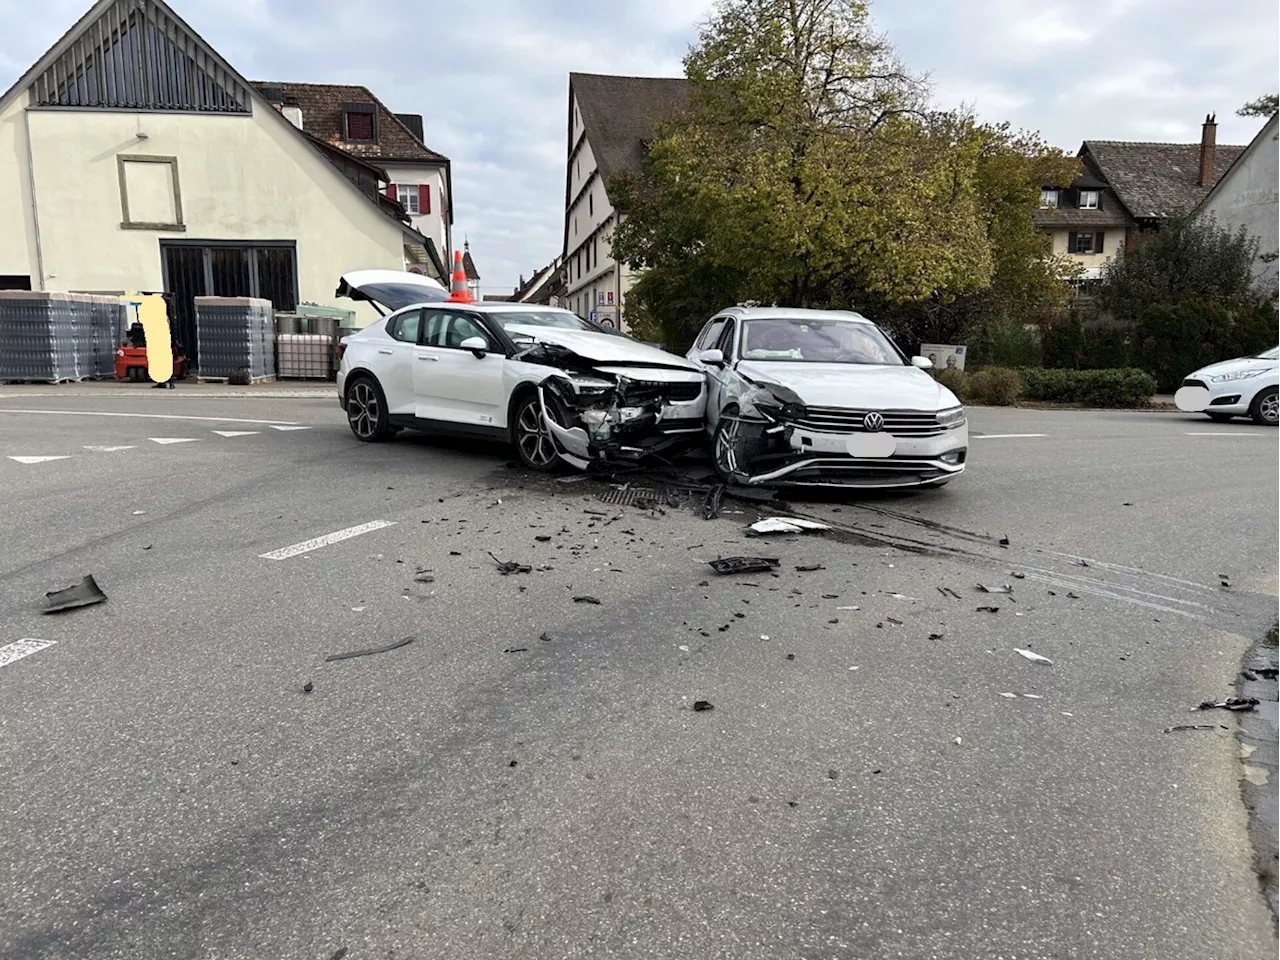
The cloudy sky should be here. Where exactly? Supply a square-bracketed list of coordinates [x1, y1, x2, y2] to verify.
[1, 0, 1275, 294]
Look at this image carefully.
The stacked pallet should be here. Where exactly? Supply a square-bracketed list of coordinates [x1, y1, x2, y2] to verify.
[195, 296, 275, 382]
[0, 291, 123, 382]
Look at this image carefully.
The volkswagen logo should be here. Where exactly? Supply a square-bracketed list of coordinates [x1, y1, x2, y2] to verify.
[862, 411, 885, 432]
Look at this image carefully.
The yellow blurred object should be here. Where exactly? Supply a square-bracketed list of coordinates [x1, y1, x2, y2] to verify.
[121, 291, 173, 383]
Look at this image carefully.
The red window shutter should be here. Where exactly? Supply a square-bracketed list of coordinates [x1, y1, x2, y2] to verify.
[419, 184, 430, 214]
[385, 183, 397, 200]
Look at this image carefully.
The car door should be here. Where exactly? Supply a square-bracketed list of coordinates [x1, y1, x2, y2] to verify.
[412, 310, 506, 428]
[377, 308, 421, 416]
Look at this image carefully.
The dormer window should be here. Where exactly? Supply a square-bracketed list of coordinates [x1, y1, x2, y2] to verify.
[342, 103, 377, 143]
[1079, 190, 1099, 210]
[1040, 189, 1059, 209]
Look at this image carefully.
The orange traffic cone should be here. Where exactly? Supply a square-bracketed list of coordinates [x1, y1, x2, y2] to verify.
[446, 249, 473, 303]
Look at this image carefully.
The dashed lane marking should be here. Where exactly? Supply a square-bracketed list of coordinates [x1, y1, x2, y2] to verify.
[268, 425, 311, 431]
[0, 638, 57, 669]
[0, 409, 299, 425]
[83, 445, 136, 452]
[7, 455, 70, 464]
[972, 434, 1048, 439]
[148, 437, 200, 445]
[212, 430, 260, 437]
[258, 520, 397, 560]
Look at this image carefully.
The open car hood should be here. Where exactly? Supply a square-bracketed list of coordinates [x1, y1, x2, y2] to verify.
[506, 324, 699, 371]
[337, 270, 447, 312]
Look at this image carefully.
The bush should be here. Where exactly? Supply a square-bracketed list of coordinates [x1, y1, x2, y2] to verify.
[967, 366, 1022, 405]
[1016, 367, 1156, 407]
[934, 367, 969, 400]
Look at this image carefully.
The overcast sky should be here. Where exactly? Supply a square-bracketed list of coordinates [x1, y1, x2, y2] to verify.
[1, 0, 1275, 294]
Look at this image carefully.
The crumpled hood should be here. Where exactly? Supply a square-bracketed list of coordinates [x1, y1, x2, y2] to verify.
[506, 324, 699, 370]
[737, 360, 957, 410]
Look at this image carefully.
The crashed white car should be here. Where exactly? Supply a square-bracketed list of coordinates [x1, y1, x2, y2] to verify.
[1174, 346, 1279, 425]
[687, 306, 968, 488]
[334, 271, 707, 469]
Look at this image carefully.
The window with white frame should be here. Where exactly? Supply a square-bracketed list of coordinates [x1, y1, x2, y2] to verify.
[1079, 190, 1099, 210]
[1039, 189, 1059, 209]
[395, 184, 420, 215]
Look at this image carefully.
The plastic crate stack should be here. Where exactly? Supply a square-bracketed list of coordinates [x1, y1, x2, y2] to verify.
[195, 297, 275, 380]
[90, 296, 125, 376]
[0, 291, 118, 382]
[277, 334, 334, 379]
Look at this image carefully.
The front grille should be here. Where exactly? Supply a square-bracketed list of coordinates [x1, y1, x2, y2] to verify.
[661, 382, 703, 403]
[624, 381, 703, 404]
[792, 407, 948, 437]
[1182, 378, 1208, 390]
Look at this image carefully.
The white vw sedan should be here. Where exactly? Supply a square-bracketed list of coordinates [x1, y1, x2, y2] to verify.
[687, 306, 967, 488]
[335, 271, 707, 470]
[1174, 346, 1279, 425]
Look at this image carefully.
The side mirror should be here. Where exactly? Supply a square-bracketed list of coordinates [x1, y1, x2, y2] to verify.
[911, 356, 934, 370]
[459, 336, 489, 358]
[698, 348, 725, 367]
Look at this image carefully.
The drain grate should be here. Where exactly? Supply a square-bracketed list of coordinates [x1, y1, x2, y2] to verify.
[595, 486, 659, 506]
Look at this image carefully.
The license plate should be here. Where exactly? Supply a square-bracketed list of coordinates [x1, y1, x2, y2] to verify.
[846, 433, 896, 458]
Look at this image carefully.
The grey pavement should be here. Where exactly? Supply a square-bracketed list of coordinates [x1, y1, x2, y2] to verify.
[0, 388, 1276, 960]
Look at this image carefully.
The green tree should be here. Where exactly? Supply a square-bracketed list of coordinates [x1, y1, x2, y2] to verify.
[1238, 94, 1279, 118]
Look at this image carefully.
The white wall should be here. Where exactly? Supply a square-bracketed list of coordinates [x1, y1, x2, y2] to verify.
[0, 91, 409, 308]
[1199, 115, 1280, 293]
[383, 161, 449, 256]
[1048, 227, 1123, 267]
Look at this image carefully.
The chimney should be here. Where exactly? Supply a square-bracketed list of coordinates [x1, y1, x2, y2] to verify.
[1198, 113, 1217, 187]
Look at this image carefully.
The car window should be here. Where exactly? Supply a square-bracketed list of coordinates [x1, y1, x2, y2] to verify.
[387, 309, 421, 344]
[696, 318, 726, 351]
[426, 312, 493, 350]
[714, 319, 736, 355]
[421, 310, 447, 347]
[739, 318, 905, 365]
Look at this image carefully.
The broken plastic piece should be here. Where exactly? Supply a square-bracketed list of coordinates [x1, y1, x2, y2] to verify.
[976, 605, 1000, 613]
[702, 484, 725, 521]
[998, 536, 1010, 547]
[1164, 723, 1217, 733]
[503, 647, 528, 654]
[489, 552, 532, 575]
[573, 595, 602, 605]
[999, 692, 1018, 699]
[325, 636, 415, 662]
[535, 535, 552, 542]
[44, 574, 107, 614]
[693, 700, 714, 712]
[746, 517, 830, 536]
[414, 571, 435, 583]
[303, 680, 314, 694]
[795, 563, 825, 572]
[709, 556, 780, 575]
[1014, 648, 1053, 665]
[1197, 697, 1259, 712]
[977, 583, 1014, 594]
[827, 769, 839, 780]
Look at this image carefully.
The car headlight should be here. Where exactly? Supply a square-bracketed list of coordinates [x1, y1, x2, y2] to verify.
[936, 406, 966, 428]
[1209, 369, 1268, 382]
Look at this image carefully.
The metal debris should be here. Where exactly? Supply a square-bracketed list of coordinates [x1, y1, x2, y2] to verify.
[708, 556, 780, 575]
[795, 563, 826, 573]
[489, 552, 532, 575]
[1164, 723, 1217, 733]
[325, 636, 415, 662]
[1014, 648, 1053, 665]
[573, 595, 602, 605]
[503, 647, 528, 654]
[44, 574, 107, 614]
[1197, 697, 1259, 712]
[977, 583, 1014, 594]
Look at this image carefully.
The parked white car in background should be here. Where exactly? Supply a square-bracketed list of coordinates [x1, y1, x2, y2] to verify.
[335, 271, 707, 470]
[687, 306, 967, 488]
[1174, 346, 1279, 425]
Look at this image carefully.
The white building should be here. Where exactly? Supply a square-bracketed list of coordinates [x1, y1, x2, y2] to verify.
[563, 73, 687, 331]
[0, 0, 439, 365]
[1196, 112, 1279, 295]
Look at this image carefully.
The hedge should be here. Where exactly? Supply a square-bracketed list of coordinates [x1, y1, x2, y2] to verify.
[1014, 367, 1157, 407]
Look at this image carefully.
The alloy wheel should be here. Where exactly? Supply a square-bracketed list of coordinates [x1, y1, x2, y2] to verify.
[348, 381, 380, 439]
[517, 398, 558, 468]
[714, 418, 741, 476]
[1261, 391, 1279, 425]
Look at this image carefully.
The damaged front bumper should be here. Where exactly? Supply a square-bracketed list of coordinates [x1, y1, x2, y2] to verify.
[538, 372, 705, 469]
[719, 400, 968, 488]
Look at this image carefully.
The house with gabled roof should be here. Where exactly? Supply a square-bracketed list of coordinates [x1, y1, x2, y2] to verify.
[0, 0, 439, 364]
[1035, 116, 1245, 283]
[563, 73, 688, 331]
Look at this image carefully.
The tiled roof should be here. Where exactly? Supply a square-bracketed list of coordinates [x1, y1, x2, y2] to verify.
[570, 73, 689, 185]
[250, 81, 448, 163]
[1083, 140, 1246, 219]
[1033, 207, 1133, 229]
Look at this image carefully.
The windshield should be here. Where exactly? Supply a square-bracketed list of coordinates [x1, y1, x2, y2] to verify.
[739, 318, 906, 365]
[490, 311, 597, 333]
[1254, 346, 1279, 360]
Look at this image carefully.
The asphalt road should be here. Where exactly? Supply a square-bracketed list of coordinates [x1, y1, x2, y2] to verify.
[0, 387, 1276, 960]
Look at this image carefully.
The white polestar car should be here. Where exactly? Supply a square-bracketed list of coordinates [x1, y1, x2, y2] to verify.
[686, 306, 968, 488]
[1174, 346, 1279, 425]
[334, 271, 707, 470]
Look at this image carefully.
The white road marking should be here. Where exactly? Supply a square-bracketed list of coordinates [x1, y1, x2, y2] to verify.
[7, 455, 70, 464]
[212, 430, 259, 437]
[148, 437, 199, 445]
[269, 425, 311, 431]
[972, 434, 1048, 440]
[259, 520, 397, 560]
[1185, 432, 1270, 437]
[0, 409, 298, 425]
[0, 638, 57, 669]
[84, 445, 136, 452]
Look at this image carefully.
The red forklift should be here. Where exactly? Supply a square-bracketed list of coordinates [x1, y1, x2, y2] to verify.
[113, 291, 191, 382]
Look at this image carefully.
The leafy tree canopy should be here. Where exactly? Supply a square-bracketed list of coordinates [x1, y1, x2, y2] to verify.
[1237, 94, 1279, 118]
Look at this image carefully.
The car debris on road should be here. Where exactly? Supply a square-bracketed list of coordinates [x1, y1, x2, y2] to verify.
[44, 574, 107, 613]
[1197, 696, 1259, 712]
[1014, 648, 1054, 665]
[325, 636, 415, 662]
[745, 517, 830, 536]
[708, 556, 780, 575]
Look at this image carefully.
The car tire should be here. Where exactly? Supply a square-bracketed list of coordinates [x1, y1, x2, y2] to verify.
[345, 376, 394, 442]
[1206, 412, 1235, 422]
[511, 392, 561, 471]
[1249, 386, 1278, 426]
[711, 414, 742, 481]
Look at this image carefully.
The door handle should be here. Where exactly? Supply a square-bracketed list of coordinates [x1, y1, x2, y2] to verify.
[417, 355, 438, 361]
[377, 349, 393, 355]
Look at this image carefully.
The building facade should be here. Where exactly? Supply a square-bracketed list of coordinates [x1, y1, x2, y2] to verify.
[563, 73, 687, 331]
[0, 0, 433, 361]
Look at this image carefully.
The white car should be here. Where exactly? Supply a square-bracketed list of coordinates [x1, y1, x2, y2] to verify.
[686, 306, 967, 488]
[1174, 346, 1279, 426]
[335, 271, 707, 470]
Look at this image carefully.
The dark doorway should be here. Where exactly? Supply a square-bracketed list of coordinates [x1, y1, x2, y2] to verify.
[160, 241, 298, 367]
[0, 275, 32, 290]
